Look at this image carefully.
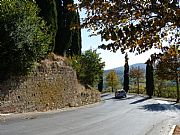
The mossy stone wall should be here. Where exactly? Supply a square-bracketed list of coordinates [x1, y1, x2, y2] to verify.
[0, 61, 100, 113]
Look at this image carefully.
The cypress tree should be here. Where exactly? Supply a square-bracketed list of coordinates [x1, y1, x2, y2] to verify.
[98, 75, 103, 92]
[35, 0, 82, 56]
[54, 0, 67, 56]
[123, 53, 129, 93]
[76, 12, 82, 55]
[146, 59, 154, 98]
[67, 11, 82, 56]
[61, 0, 74, 56]
[53, 0, 63, 55]
[35, 0, 58, 52]
[55, 0, 82, 56]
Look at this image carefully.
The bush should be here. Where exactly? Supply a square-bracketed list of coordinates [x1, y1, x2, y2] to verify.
[0, 0, 51, 78]
[69, 49, 105, 87]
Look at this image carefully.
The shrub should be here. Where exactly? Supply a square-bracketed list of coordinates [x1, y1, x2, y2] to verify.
[0, 0, 51, 78]
[69, 49, 105, 87]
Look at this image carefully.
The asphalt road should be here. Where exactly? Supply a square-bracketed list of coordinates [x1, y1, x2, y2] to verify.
[0, 94, 180, 135]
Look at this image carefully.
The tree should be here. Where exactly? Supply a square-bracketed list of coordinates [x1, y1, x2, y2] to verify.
[55, 0, 73, 56]
[106, 70, 120, 92]
[66, 11, 82, 57]
[78, 0, 179, 54]
[35, 0, 82, 56]
[155, 45, 180, 102]
[0, 0, 51, 78]
[153, 74, 165, 97]
[98, 75, 103, 92]
[146, 59, 154, 98]
[129, 66, 145, 94]
[34, 0, 58, 52]
[70, 49, 105, 86]
[55, 0, 82, 56]
[123, 53, 129, 93]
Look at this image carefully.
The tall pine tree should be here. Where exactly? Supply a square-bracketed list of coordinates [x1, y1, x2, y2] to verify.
[123, 53, 129, 93]
[146, 59, 154, 98]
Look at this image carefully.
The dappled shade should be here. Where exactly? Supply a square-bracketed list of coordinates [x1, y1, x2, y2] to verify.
[130, 97, 149, 104]
[140, 103, 180, 112]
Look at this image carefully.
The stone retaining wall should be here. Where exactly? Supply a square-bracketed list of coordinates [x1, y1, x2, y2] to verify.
[0, 55, 100, 113]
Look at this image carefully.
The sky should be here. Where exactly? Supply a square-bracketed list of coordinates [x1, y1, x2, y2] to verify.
[75, 0, 179, 70]
[81, 29, 159, 70]
[75, 1, 160, 70]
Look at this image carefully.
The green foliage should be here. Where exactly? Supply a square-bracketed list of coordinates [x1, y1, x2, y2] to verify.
[123, 53, 129, 92]
[154, 79, 177, 99]
[98, 75, 103, 92]
[35, 0, 82, 56]
[67, 11, 82, 56]
[155, 46, 180, 81]
[78, 0, 179, 54]
[0, 0, 51, 77]
[155, 46, 180, 102]
[106, 70, 120, 92]
[55, 0, 73, 56]
[146, 60, 154, 98]
[129, 85, 145, 94]
[70, 49, 105, 86]
[55, 0, 82, 56]
[129, 66, 145, 80]
[35, 0, 58, 52]
[129, 66, 145, 94]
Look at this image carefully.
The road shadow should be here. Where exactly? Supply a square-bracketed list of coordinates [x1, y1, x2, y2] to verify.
[175, 104, 180, 109]
[140, 103, 180, 112]
[103, 97, 114, 101]
[113, 95, 139, 101]
[130, 97, 150, 104]
[101, 93, 111, 98]
[102, 95, 138, 101]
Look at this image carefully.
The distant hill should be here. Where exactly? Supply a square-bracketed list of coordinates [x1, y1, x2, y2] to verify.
[130, 63, 146, 70]
[104, 63, 146, 75]
[103, 63, 146, 89]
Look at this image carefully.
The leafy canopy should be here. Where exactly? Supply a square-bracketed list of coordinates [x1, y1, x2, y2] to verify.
[78, 0, 180, 54]
[155, 45, 179, 102]
[155, 45, 180, 81]
[69, 49, 105, 86]
[0, 0, 51, 77]
[106, 70, 120, 91]
[129, 66, 145, 80]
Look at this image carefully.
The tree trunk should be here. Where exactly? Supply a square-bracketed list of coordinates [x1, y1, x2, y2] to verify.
[137, 78, 139, 94]
[175, 70, 179, 103]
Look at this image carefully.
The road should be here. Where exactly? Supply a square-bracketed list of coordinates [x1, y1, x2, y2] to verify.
[0, 94, 180, 135]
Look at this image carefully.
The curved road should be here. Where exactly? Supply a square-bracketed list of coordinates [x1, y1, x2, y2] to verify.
[0, 94, 180, 135]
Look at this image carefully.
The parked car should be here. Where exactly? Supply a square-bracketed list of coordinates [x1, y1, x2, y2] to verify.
[115, 89, 127, 98]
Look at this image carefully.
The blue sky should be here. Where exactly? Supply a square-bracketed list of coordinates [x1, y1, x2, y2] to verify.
[76, 0, 179, 70]
[76, 1, 160, 70]
[81, 29, 159, 70]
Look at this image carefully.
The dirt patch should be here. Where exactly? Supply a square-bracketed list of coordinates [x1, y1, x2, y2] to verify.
[173, 125, 180, 135]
